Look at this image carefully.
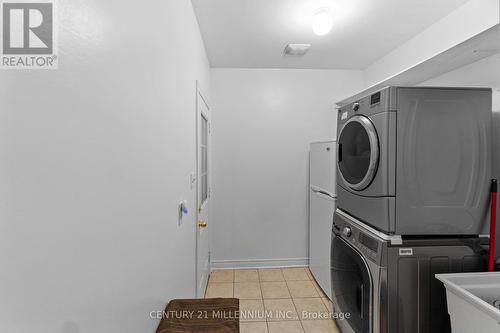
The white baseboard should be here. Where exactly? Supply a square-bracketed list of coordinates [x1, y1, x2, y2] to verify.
[211, 257, 309, 270]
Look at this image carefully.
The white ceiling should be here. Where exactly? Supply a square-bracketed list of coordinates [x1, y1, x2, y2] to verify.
[191, 0, 471, 69]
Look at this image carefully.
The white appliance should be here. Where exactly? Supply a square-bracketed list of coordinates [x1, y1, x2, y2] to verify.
[309, 141, 336, 300]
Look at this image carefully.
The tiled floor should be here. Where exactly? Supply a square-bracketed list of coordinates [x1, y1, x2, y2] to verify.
[205, 267, 340, 333]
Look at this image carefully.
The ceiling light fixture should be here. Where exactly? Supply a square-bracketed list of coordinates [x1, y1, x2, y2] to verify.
[312, 8, 333, 36]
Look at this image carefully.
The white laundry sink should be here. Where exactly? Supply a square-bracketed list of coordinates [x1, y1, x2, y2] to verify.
[436, 272, 500, 333]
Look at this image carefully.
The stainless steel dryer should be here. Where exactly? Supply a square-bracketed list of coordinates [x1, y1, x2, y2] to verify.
[330, 209, 487, 333]
[336, 86, 492, 235]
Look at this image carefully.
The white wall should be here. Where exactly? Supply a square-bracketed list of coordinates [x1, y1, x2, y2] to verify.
[420, 54, 500, 110]
[420, 53, 500, 255]
[364, 0, 499, 87]
[210, 69, 363, 268]
[0, 1, 209, 333]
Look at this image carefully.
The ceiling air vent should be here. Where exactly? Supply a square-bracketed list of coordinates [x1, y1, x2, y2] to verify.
[283, 44, 311, 56]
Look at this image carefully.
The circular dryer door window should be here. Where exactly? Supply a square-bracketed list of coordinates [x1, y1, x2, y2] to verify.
[338, 115, 379, 190]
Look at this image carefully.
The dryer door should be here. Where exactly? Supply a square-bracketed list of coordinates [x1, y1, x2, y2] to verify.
[338, 115, 379, 191]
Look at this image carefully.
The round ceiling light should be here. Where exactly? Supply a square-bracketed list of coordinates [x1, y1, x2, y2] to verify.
[312, 8, 333, 36]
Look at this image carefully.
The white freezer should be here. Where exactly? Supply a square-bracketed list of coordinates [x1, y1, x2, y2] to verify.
[309, 141, 336, 301]
[309, 141, 336, 195]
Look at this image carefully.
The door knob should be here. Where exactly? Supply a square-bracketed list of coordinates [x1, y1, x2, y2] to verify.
[198, 221, 208, 228]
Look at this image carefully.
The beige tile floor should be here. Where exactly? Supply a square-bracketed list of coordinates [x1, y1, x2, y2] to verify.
[205, 267, 340, 333]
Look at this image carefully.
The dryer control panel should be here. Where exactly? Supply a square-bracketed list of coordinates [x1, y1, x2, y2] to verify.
[337, 87, 396, 130]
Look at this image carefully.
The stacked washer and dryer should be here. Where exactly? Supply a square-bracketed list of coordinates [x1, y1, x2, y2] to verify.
[330, 87, 493, 333]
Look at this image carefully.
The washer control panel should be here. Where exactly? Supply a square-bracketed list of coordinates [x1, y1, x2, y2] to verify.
[333, 210, 384, 264]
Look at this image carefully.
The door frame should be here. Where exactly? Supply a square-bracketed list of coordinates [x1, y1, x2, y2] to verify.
[195, 81, 211, 297]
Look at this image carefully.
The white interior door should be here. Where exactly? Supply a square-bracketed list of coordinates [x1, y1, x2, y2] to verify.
[196, 85, 210, 297]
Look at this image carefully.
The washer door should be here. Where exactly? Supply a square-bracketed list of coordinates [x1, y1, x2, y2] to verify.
[331, 235, 372, 333]
[338, 115, 379, 191]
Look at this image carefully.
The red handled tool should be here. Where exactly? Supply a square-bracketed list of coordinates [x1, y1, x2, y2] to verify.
[488, 179, 498, 272]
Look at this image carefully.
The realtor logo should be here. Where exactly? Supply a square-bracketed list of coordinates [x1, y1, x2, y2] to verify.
[1, 0, 57, 69]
